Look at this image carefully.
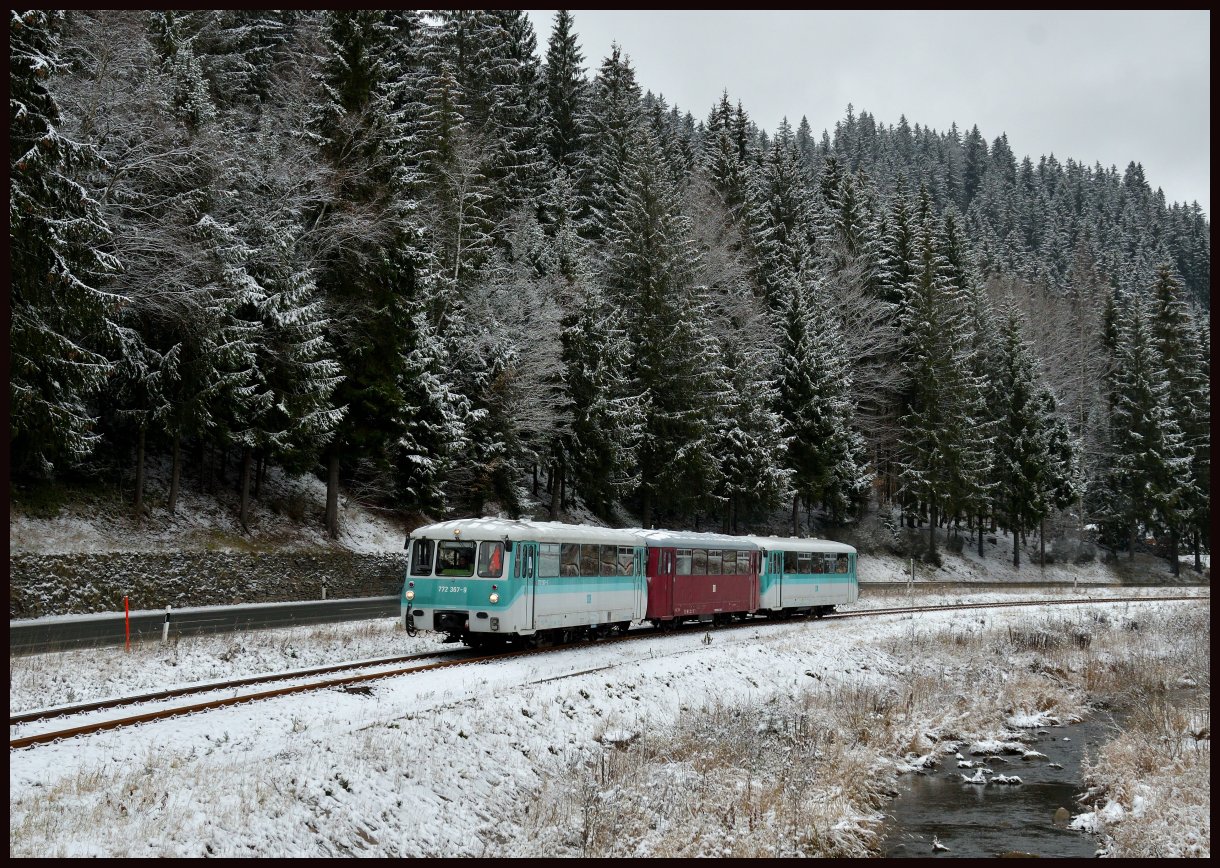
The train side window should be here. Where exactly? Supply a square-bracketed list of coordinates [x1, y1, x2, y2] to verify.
[579, 544, 599, 576]
[560, 543, 580, 577]
[706, 549, 723, 575]
[538, 543, 560, 578]
[740, 551, 753, 573]
[617, 546, 634, 576]
[478, 542, 505, 578]
[600, 544, 617, 576]
[783, 551, 798, 573]
[837, 554, 849, 573]
[410, 539, 434, 576]
[692, 549, 707, 574]
[797, 552, 812, 574]
[722, 550, 737, 574]
[676, 549, 692, 575]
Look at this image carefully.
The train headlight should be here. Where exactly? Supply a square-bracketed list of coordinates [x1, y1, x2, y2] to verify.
[406, 590, 415, 601]
[489, 592, 500, 604]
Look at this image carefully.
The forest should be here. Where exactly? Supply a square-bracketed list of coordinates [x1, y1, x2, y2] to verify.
[9, 10, 1211, 574]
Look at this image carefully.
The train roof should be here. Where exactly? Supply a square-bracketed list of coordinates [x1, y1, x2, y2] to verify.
[409, 519, 855, 554]
[635, 529, 762, 550]
[410, 517, 645, 546]
[737, 535, 857, 555]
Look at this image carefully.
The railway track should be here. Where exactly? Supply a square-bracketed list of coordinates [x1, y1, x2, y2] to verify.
[10, 594, 1207, 750]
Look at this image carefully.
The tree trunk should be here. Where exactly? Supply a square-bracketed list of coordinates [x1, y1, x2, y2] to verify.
[1193, 531, 1202, 573]
[219, 445, 227, 484]
[1128, 523, 1136, 560]
[547, 460, 558, 520]
[168, 433, 181, 514]
[1013, 523, 1021, 568]
[254, 452, 265, 499]
[978, 514, 984, 558]
[791, 497, 800, 537]
[929, 501, 937, 560]
[1040, 518, 1046, 568]
[532, 462, 539, 497]
[642, 487, 653, 530]
[559, 457, 567, 511]
[239, 447, 252, 532]
[134, 426, 146, 523]
[1169, 527, 1179, 577]
[326, 452, 340, 540]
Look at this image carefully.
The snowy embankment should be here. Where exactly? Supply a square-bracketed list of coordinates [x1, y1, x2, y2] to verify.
[9, 463, 406, 555]
[9, 594, 1208, 857]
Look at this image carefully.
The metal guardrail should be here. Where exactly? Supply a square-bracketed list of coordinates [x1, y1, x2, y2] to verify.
[9, 596, 400, 655]
[11, 579, 1207, 654]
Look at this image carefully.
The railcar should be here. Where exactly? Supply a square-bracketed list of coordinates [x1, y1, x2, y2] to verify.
[402, 518, 859, 648]
[640, 529, 763, 627]
[404, 518, 647, 647]
[740, 535, 859, 618]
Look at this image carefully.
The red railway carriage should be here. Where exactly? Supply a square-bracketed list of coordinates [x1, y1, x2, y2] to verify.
[642, 530, 762, 626]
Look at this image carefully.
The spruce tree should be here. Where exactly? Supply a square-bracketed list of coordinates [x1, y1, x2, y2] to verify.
[543, 10, 587, 173]
[10, 9, 122, 476]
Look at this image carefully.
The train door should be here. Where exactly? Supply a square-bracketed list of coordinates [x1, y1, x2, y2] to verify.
[516, 541, 537, 630]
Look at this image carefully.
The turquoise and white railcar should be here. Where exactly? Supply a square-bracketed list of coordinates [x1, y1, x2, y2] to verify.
[403, 518, 647, 646]
[740, 536, 858, 617]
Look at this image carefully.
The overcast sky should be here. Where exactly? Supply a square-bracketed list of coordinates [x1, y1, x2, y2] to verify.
[525, 11, 1210, 216]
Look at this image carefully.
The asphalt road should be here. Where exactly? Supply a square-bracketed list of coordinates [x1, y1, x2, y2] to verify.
[10, 596, 401, 655]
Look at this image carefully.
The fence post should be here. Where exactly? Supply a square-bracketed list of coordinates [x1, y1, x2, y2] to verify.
[162, 604, 172, 643]
[322, 578, 327, 601]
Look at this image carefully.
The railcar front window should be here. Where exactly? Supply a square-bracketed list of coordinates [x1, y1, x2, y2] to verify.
[477, 541, 505, 578]
[539, 543, 560, 578]
[410, 539, 434, 576]
[437, 541, 475, 576]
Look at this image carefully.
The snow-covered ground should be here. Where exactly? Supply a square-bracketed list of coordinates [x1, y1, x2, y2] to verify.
[9, 463, 406, 554]
[9, 593, 1209, 857]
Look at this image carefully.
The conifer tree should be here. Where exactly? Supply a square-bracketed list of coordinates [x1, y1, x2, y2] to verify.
[604, 129, 718, 527]
[10, 9, 122, 476]
[543, 10, 587, 173]
[1100, 294, 1192, 569]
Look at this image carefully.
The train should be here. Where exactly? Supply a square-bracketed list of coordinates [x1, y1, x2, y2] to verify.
[401, 518, 858, 648]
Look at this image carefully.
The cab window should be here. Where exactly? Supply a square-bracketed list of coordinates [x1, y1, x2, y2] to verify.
[410, 539, 434, 576]
[436, 541, 475, 577]
[477, 542, 505, 578]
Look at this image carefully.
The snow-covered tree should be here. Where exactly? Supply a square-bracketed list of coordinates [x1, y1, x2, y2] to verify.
[10, 9, 122, 476]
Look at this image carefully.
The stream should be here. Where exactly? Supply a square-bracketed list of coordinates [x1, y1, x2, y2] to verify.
[880, 714, 1116, 858]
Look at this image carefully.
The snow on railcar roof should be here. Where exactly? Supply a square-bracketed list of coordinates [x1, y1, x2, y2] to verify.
[410, 517, 645, 545]
[737, 535, 857, 554]
[635, 528, 762, 549]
